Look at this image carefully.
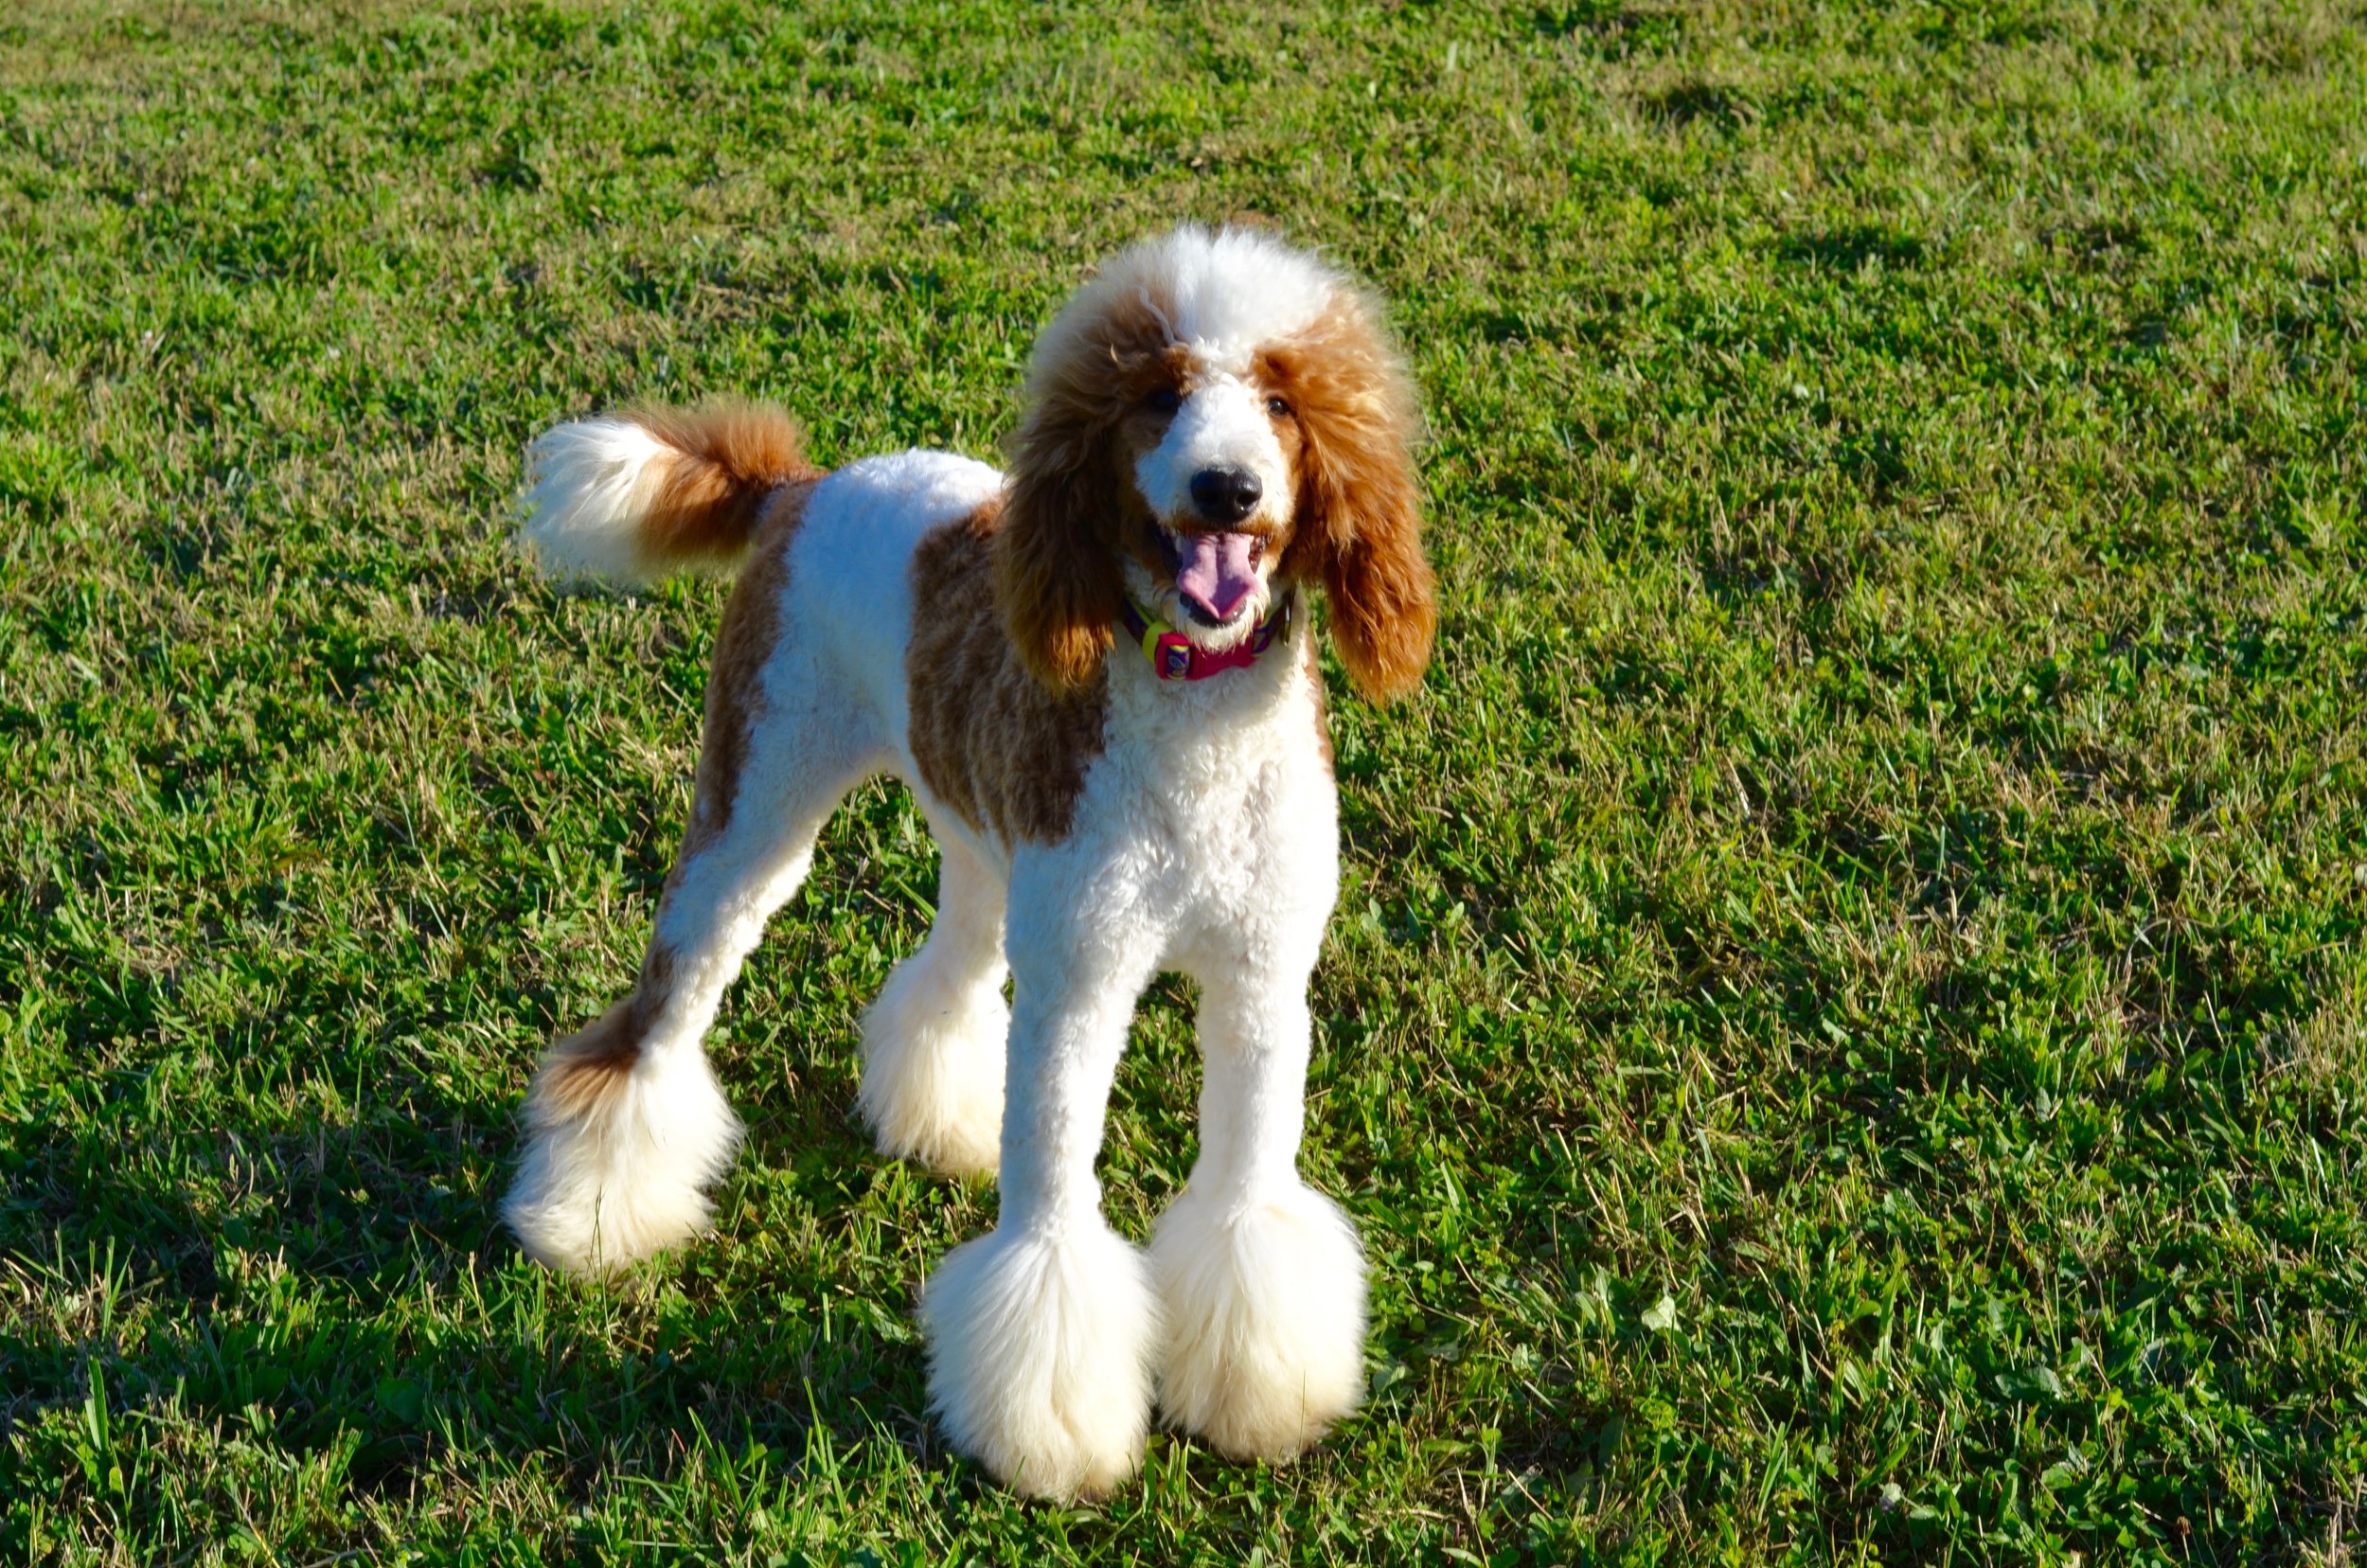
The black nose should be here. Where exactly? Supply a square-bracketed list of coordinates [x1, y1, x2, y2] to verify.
[1188, 467, 1262, 524]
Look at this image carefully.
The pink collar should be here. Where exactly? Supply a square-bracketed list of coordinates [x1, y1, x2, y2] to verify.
[1118, 596, 1292, 682]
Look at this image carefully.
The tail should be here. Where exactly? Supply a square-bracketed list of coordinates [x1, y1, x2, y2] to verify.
[518, 401, 823, 585]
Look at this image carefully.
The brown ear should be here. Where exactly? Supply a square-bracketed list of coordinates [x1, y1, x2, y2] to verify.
[1307, 445, 1434, 702]
[1275, 300, 1435, 702]
[993, 409, 1123, 692]
[995, 258, 1184, 692]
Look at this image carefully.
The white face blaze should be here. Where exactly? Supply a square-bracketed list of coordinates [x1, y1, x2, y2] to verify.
[1131, 373, 1297, 531]
[1125, 370, 1295, 652]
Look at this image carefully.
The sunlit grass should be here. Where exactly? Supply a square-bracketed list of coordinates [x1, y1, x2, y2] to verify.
[2, 1, 2363, 1561]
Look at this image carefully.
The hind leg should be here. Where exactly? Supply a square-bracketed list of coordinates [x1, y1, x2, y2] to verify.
[858, 823, 1008, 1176]
[507, 633, 875, 1275]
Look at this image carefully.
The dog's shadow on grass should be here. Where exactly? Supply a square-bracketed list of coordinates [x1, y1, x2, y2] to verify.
[1, 1020, 952, 1505]
[2, 760, 976, 1490]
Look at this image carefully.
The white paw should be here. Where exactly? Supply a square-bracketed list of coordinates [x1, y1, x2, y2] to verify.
[919, 1222, 1159, 1498]
[504, 1047, 742, 1276]
[857, 962, 1006, 1177]
[1148, 1181, 1367, 1461]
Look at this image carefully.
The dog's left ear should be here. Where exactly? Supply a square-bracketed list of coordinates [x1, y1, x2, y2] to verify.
[1273, 297, 1436, 703]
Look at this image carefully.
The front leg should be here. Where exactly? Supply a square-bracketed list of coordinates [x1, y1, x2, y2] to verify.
[917, 850, 1163, 1500]
[1148, 958, 1368, 1461]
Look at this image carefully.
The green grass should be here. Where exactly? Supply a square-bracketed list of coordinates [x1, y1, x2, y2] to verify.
[3, 0, 2364, 1560]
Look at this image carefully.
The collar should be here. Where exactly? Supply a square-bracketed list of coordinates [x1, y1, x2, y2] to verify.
[1117, 594, 1293, 682]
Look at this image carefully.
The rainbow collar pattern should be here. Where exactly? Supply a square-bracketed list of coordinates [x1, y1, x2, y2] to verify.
[1118, 595, 1293, 682]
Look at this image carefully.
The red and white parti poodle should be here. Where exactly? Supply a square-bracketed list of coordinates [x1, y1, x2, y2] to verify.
[504, 226, 1435, 1498]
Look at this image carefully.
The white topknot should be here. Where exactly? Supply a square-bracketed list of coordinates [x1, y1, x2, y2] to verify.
[1050, 224, 1347, 375]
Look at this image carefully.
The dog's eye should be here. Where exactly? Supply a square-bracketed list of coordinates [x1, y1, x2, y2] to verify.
[1266, 396, 1292, 419]
[1146, 386, 1183, 415]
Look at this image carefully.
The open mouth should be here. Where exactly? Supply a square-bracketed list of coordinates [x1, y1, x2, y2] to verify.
[1158, 527, 1267, 627]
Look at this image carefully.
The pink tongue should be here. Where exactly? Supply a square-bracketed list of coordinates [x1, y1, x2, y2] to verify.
[1174, 531, 1261, 621]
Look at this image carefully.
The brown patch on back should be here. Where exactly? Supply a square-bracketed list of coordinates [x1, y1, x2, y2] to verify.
[679, 478, 821, 861]
[531, 945, 679, 1121]
[632, 401, 823, 570]
[912, 499, 1111, 844]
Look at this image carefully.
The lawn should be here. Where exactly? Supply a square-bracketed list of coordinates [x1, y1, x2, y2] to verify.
[3, 0, 2364, 1561]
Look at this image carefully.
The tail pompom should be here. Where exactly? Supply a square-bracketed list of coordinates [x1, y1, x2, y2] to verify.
[519, 401, 818, 585]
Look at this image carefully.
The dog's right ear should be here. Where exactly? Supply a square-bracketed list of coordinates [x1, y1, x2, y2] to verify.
[996, 256, 1186, 692]
[994, 406, 1123, 693]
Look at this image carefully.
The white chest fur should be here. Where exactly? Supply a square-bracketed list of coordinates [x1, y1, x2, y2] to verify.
[1032, 615, 1339, 983]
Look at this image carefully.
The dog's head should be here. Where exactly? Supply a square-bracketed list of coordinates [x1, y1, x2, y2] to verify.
[993, 225, 1433, 701]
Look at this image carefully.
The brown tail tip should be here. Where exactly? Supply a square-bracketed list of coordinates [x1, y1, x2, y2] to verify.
[520, 399, 825, 584]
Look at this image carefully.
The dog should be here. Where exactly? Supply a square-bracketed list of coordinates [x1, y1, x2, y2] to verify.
[503, 225, 1434, 1498]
